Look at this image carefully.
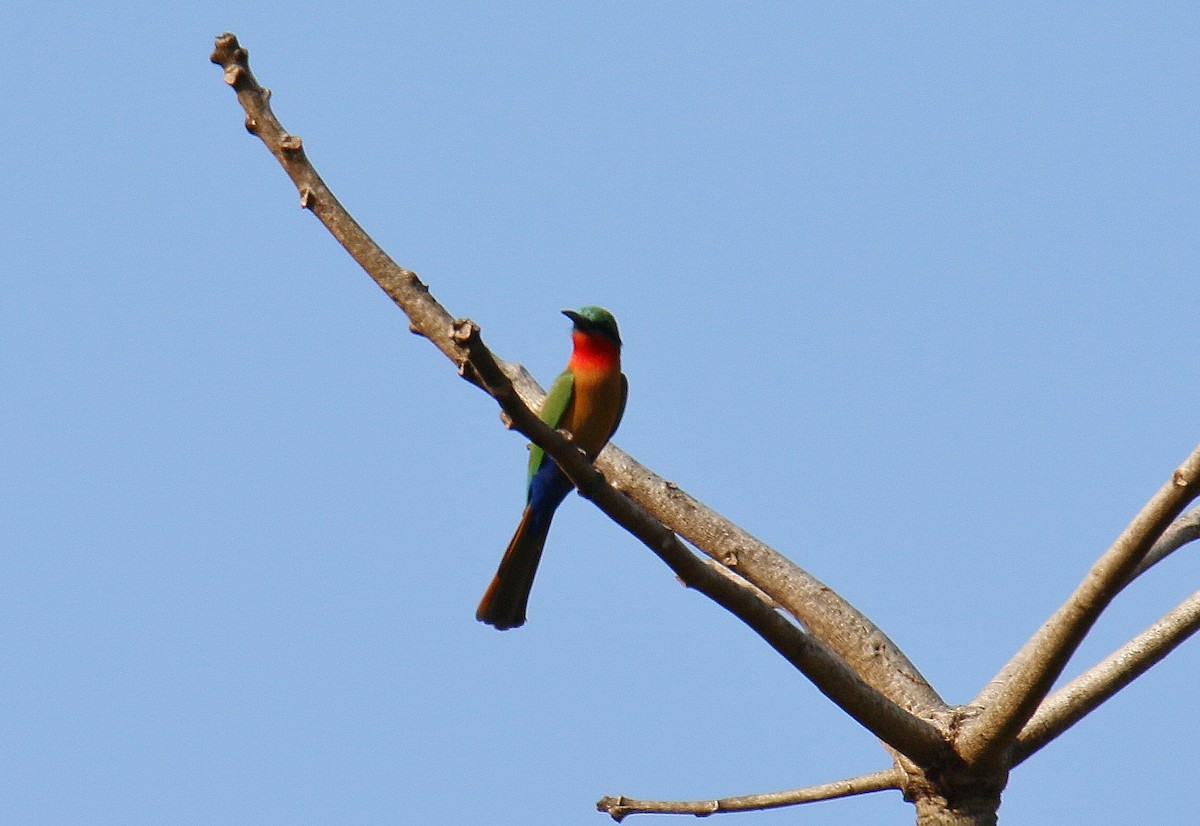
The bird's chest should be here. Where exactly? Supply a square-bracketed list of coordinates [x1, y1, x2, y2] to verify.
[563, 369, 623, 457]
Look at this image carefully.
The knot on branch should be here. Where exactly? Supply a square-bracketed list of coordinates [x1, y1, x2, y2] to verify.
[210, 33, 250, 80]
[596, 795, 629, 822]
[222, 64, 246, 87]
[451, 318, 480, 346]
[449, 318, 490, 388]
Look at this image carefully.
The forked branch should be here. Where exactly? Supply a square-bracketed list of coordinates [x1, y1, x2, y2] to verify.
[1128, 506, 1200, 582]
[211, 33, 1200, 823]
[1012, 587, 1200, 764]
[959, 445, 1200, 767]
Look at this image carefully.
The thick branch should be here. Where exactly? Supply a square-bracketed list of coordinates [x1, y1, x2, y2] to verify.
[597, 445, 946, 716]
[1011, 588, 1200, 764]
[958, 444, 1200, 767]
[456, 322, 950, 765]
[597, 769, 901, 821]
[211, 32, 949, 766]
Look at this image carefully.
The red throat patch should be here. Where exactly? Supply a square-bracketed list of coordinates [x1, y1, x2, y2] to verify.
[568, 330, 621, 372]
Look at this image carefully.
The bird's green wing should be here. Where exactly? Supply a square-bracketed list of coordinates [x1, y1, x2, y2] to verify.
[526, 369, 575, 489]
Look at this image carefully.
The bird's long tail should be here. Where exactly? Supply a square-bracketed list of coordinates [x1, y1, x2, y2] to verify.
[476, 504, 555, 630]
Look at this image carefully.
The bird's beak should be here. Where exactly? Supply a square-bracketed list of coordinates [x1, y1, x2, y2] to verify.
[562, 309, 583, 325]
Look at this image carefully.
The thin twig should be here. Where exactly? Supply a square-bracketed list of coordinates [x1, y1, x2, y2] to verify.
[209, 35, 468, 371]
[958, 444, 1200, 768]
[597, 769, 901, 821]
[1011, 588, 1200, 764]
[1127, 506, 1200, 582]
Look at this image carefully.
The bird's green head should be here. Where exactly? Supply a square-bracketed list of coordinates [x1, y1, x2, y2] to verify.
[562, 305, 622, 347]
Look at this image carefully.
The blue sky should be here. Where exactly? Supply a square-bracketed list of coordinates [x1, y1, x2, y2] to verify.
[4, 4, 1198, 824]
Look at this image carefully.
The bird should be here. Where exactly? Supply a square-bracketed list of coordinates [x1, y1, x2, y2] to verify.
[476, 306, 628, 630]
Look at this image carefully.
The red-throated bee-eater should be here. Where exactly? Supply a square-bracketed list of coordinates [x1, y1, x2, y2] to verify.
[476, 306, 628, 630]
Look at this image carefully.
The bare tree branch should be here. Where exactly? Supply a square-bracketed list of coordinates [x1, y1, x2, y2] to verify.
[975, 507, 1200, 717]
[209, 32, 950, 766]
[455, 322, 950, 761]
[1011, 588, 1200, 764]
[958, 443, 1200, 768]
[600, 445, 947, 716]
[207, 31, 941, 722]
[596, 769, 901, 821]
[210, 32, 1200, 824]
[1127, 506, 1200, 583]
